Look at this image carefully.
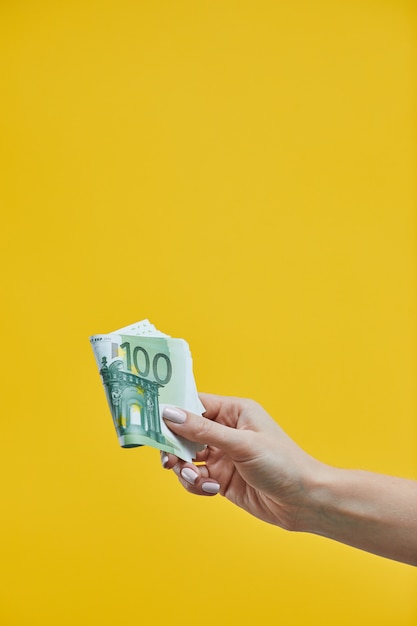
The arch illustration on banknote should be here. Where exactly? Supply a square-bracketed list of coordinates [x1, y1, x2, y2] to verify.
[99, 356, 179, 454]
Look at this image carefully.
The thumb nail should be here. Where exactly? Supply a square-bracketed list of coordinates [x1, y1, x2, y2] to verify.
[163, 406, 187, 424]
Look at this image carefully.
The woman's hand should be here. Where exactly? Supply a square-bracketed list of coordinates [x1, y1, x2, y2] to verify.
[161, 393, 417, 566]
[161, 393, 322, 530]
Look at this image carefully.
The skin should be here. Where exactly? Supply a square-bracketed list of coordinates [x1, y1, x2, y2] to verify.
[161, 393, 417, 567]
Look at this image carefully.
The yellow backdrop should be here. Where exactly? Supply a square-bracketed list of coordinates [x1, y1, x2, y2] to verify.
[1, 1, 416, 624]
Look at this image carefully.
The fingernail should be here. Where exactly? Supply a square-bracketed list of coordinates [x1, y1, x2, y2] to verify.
[163, 406, 187, 424]
[202, 482, 220, 495]
[161, 454, 169, 468]
[181, 467, 199, 485]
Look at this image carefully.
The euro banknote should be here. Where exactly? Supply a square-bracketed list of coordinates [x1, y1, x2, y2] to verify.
[90, 320, 204, 462]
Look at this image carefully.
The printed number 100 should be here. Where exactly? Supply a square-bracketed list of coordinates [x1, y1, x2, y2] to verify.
[120, 342, 172, 385]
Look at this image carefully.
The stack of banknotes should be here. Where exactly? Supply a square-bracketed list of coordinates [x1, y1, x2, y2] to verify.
[90, 320, 204, 462]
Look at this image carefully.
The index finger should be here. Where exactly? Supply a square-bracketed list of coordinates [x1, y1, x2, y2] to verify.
[198, 393, 276, 433]
[198, 392, 247, 426]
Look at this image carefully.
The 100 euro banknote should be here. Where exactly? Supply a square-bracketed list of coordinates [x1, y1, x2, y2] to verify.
[90, 320, 204, 462]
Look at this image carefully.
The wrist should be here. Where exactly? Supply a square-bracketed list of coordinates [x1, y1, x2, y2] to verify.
[292, 461, 339, 534]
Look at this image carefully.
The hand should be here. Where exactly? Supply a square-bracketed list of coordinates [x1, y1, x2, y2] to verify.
[161, 393, 417, 565]
[161, 393, 322, 530]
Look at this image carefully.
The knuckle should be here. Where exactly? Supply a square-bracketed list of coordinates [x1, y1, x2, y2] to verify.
[242, 398, 261, 411]
[196, 416, 215, 440]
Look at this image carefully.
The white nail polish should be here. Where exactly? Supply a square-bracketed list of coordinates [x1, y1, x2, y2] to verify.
[202, 482, 220, 495]
[161, 454, 169, 467]
[163, 406, 187, 423]
[181, 467, 199, 485]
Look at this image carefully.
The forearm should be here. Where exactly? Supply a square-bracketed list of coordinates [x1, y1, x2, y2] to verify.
[162, 398, 417, 565]
[298, 465, 417, 566]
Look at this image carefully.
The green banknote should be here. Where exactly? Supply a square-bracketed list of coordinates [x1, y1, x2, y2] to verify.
[90, 320, 205, 462]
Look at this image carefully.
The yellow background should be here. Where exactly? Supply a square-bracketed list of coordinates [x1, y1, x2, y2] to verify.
[1, 1, 416, 624]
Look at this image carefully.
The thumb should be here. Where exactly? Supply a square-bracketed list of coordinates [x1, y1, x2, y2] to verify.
[162, 406, 246, 456]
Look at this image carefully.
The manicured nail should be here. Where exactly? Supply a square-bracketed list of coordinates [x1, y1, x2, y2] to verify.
[181, 467, 199, 485]
[202, 482, 220, 495]
[161, 454, 169, 468]
[163, 406, 187, 424]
